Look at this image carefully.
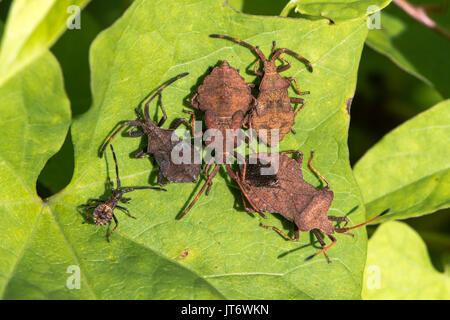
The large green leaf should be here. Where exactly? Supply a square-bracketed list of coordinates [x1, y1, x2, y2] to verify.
[0, 51, 71, 298]
[354, 100, 450, 222]
[281, 0, 392, 23]
[41, 0, 371, 299]
[366, 2, 450, 98]
[0, 0, 90, 86]
[0, 50, 223, 301]
[362, 221, 450, 299]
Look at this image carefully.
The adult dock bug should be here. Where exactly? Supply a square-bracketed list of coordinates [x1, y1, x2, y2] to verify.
[210, 34, 313, 146]
[176, 61, 264, 220]
[228, 151, 389, 262]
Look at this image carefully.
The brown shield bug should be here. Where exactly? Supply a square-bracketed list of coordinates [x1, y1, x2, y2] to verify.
[210, 34, 313, 146]
[100, 73, 202, 186]
[190, 60, 255, 147]
[83, 145, 166, 242]
[228, 151, 389, 263]
[176, 61, 264, 220]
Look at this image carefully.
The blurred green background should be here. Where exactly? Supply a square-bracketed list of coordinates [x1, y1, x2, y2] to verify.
[0, 0, 448, 274]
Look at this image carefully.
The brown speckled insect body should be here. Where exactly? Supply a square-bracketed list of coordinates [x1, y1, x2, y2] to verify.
[229, 151, 389, 262]
[210, 34, 313, 146]
[177, 61, 263, 220]
[190, 60, 254, 149]
[100, 73, 201, 186]
[84, 145, 166, 241]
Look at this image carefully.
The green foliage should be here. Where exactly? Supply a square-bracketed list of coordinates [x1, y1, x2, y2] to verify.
[354, 100, 450, 221]
[366, 2, 450, 98]
[281, 0, 392, 22]
[0, 0, 373, 299]
[362, 221, 450, 299]
[0, 0, 90, 86]
[0, 0, 448, 300]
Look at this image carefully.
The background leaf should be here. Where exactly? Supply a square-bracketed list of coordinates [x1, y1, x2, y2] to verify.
[281, 0, 392, 23]
[0, 0, 90, 86]
[43, 0, 372, 299]
[362, 221, 450, 299]
[366, 1, 450, 98]
[0, 51, 71, 298]
[37, 0, 134, 196]
[354, 99, 450, 221]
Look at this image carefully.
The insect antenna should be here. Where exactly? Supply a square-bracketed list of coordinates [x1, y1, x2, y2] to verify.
[335, 208, 390, 232]
[271, 48, 313, 72]
[209, 34, 267, 62]
[304, 209, 390, 262]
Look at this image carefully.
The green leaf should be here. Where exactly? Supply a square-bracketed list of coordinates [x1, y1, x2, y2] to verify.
[227, 0, 290, 15]
[0, 51, 223, 301]
[354, 100, 450, 221]
[0, 50, 71, 298]
[366, 4, 450, 98]
[42, 0, 371, 299]
[362, 221, 450, 299]
[281, 0, 392, 23]
[0, 0, 90, 86]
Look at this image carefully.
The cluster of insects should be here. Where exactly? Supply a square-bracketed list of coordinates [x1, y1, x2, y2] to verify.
[83, 35, 389, 262]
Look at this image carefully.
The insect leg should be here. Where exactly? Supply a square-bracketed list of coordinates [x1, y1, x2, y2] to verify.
[276, 56, 292, 73]
[241, 193, 256, 213]
[225, 164, 266, 218]
[122, 186, 167, 193]
[281, 150, 303, 163]
[190, 93, 199, 109]
[107, 214, 119, 242]
[259, 223, 298, 242]
[182, 110, 198, 138]
[135, 149, 152, 159]
[157, 171, 169, 187]
[308, 151, 330, 188]
[287, 77, 310, 96]
[311, 230, 331, 263]
[177, 164, 221, 220]
[83, 205, 97, 222]
[328, 216, 349, 227]
[290, 97, 306, 117]
[155, 93, 168, 127]
[252, 59, 263, 76]
[116, 205, 136, 219]
[305, 233, 336, 263]
[84, 199, 103, 205]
